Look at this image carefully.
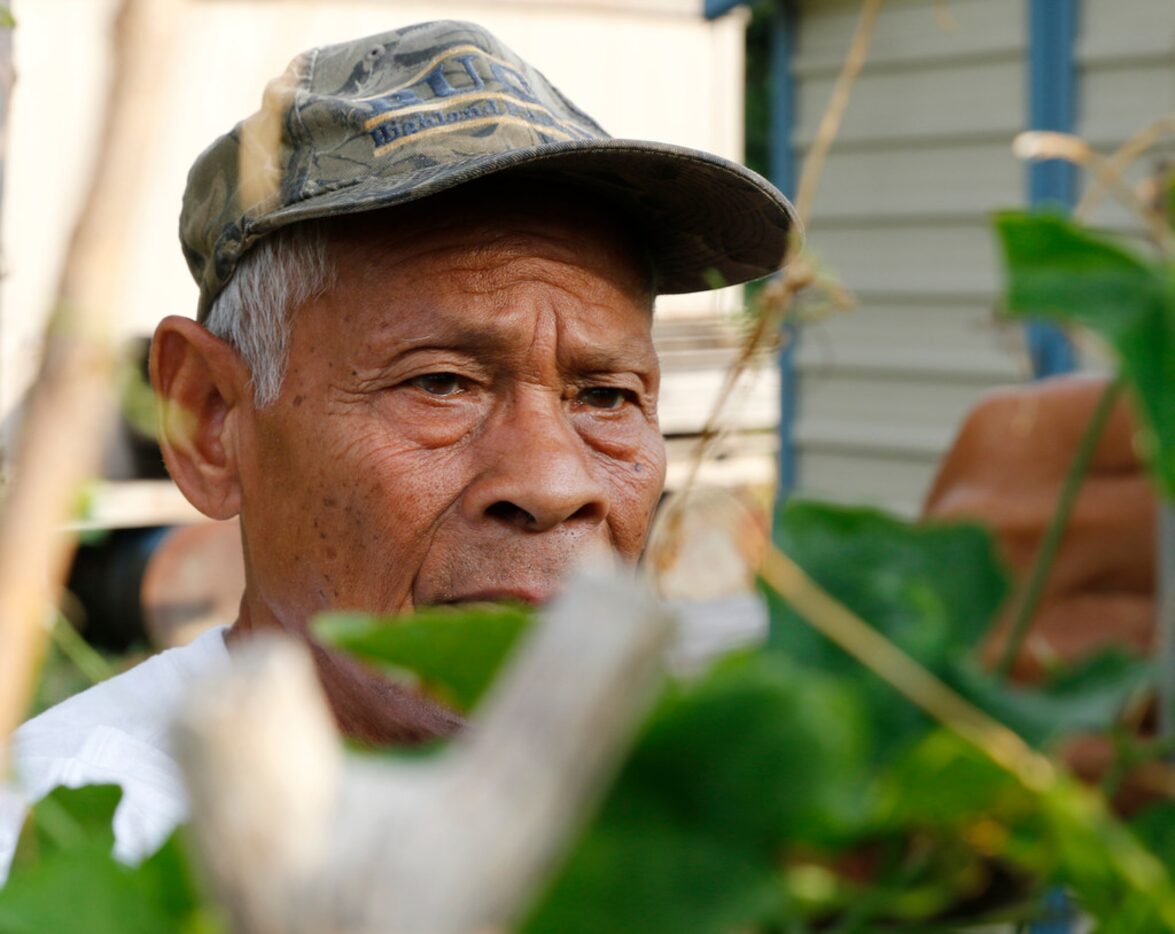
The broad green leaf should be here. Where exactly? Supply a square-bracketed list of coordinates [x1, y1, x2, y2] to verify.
[995, 211, 1175, 496]
[523, 653, 868, 933]
[876, 730, 1034, 830]
[314, 603, 533, 713]
[1035, 778, 1175, 931]
[0, 787, 218, 934]
[945, 651, 1153, 749]
[1131, 803, 1175, 871]
[765, 501, 1008, 760]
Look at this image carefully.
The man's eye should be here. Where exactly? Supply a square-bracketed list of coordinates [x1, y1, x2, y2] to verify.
[410, 373, 466, 396]
[578, 387, 630, 410]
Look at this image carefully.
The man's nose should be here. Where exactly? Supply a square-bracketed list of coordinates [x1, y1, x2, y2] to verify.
[463, 396, 610, 533]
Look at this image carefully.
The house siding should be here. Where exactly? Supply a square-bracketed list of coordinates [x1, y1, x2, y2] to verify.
[789, 0, 1028, 517]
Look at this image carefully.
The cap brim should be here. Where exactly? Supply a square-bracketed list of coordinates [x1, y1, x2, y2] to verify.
[254, 138, 799, 295]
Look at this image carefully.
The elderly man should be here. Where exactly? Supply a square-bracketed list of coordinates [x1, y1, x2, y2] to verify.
[0, 19, 794, 877]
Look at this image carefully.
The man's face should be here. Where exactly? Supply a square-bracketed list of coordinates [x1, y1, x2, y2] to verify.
[233, 193, 667, 632]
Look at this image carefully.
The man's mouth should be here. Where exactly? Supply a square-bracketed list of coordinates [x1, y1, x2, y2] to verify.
[434, 589, 550, 608]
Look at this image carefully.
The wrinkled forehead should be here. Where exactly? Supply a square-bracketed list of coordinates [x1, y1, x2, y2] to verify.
[319, 175, 658, 312]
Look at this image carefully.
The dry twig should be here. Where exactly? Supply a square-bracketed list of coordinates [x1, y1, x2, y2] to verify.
[680, 0, 885, 500]
[0, 0, 181, 772]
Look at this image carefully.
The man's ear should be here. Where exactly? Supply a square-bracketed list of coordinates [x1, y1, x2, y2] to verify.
[150, 315, 251, 520]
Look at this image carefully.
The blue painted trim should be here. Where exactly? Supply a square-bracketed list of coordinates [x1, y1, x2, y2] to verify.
[1025, 0, 1079, 378]
[1031, 887, 1079, 934]
[772, 0, 800, 501]
[1028, 0, 1079, 209]
[703, 0, 748, 20]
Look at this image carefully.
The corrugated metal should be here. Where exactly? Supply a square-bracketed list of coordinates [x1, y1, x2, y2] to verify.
[790, 0, 1028, 517]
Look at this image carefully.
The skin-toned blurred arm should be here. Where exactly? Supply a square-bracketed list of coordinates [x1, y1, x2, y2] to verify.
[923, 375, 1156, 682]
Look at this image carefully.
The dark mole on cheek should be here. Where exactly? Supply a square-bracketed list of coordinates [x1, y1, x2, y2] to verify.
[633, 462, 642, 472]
[293, 395, 304, 407]
[323, 496, 338, 508]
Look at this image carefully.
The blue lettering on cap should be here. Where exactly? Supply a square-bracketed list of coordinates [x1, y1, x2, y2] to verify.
[490, 63, 538, 103]
[425, 53, 488, 99]
[368, 89, 423, 116]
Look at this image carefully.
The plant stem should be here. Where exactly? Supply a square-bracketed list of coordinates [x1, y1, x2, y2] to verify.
[1158, 501, 1175, 745]
[757, 540, 1055, 791]
[682, 0, 884, 497]
[996, 376, 1125, 680]
[50, 613, 114, 686]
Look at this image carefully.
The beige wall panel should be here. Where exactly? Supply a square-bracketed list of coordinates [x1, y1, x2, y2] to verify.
[795, 449, 939, 519]
[658, 364, 779, 436]
[798, 300, 1023, 378]
[1077, 60, 1175, 147]
[798, 335, 1021, 384]
[787, 0, 1026, 514]
[795, 418, 954, 460]
[796, 370, 1004, 435]
[794, 0, 1022, 73]
[805, 142, 1022, 220]
[800, 222, 1003, 297]
[795, 59, 1024, 147]
[1078, 0, 1175, 62]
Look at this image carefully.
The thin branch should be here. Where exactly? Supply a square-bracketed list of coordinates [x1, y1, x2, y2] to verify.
[0, 0, 181, 773]
[679, 0, 885, 500]
[1075, 115, 1175, 221]
[1014, 130, 1172, 257]
[793, 0, 884, 225]
[995, 377, 1125, 679]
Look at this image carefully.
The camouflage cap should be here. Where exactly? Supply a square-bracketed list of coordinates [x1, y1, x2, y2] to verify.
[180, 19, 799, 320]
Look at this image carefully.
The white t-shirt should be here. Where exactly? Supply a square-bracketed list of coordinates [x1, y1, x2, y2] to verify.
[0, 625, 230, 884]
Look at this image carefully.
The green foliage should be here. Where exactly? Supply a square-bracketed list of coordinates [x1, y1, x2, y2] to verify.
[996, 210, 1175, 497]
[766, 501, 1151, 755]
[524, 652, 867, 933]
[0, 786, 217, 934]
[315, 602, 533, 714]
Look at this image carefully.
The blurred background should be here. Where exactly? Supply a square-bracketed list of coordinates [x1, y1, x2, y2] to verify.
[3, 0, 1170, 666]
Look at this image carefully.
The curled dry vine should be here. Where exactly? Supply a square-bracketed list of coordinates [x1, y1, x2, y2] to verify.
[679, 0, 885, 501]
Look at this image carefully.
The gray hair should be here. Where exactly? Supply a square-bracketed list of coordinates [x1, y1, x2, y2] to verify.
[202, 208, 657, 406]
[203, 223, 335, 406]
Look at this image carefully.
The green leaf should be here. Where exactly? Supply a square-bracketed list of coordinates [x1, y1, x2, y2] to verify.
[0, 787, 219, 934]
[523, 653, 868, 933]
[876, 730, 1035, 830]
[765, 501, 1008, 761]
[995, 211, 1175, 496]
[314, 603, 533, 713]
[945, 651, 1153, 749]
[1131, 803, 1175, 876]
